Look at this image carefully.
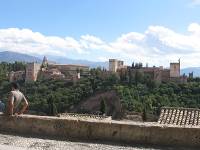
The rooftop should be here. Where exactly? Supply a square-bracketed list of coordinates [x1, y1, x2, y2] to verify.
[49, 64, 89, 67]
[158, 107, 200, 126]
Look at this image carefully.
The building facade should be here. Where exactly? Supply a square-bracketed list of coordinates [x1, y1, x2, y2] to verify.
[170, 61, 180, 78]
[24, 56, 89, 82]
[114, 59, 187, 84]
[109, 59, 126, 72]
[25, 63, 41, 82]
[9, 71, 25, 82]
[48, 64, 89, 76]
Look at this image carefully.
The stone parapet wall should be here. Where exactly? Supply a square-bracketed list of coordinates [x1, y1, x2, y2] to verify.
[0, 114, 199, 148]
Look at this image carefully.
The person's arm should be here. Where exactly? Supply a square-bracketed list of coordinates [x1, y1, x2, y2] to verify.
[17, 95, 28, 115]
[8, 92, 14, 115]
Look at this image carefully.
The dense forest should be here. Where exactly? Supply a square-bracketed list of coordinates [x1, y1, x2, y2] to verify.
[1, 62, 200, 116]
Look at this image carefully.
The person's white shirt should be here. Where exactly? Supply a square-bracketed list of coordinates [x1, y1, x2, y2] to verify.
[9, 90, 28, 113]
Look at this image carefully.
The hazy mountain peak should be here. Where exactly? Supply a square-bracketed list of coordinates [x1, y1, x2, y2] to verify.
[0, 51, 41, 63]
[0, 51, 108, 68]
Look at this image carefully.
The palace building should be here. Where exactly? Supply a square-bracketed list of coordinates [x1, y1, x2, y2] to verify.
[9, 56, 90, 82]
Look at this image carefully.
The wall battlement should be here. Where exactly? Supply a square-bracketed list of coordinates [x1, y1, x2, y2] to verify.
[0, 113, 199, 148]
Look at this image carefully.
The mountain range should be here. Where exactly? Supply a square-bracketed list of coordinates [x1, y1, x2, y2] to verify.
[46, 55, 108, 68]
[0, 51, 199, 76]
[0, 51, 108, 69]
[0, 51, 41, 63]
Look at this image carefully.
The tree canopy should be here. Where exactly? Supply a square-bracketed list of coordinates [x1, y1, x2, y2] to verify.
[1, 62, 200, 116]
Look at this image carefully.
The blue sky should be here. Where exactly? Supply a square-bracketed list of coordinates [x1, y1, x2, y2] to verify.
[0, 0, 199, 39]
[0, 0, 200, 68]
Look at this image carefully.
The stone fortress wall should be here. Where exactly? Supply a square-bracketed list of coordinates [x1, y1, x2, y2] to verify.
[170, 62, 180, 78]
[25, 62, 41, 82]
[0, 113, 199, 148]
[109, 59, 187, 83]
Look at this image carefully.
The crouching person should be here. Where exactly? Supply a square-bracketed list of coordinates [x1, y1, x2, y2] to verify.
[6, 82, 28, 116]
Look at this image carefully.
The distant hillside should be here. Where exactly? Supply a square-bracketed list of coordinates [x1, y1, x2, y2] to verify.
[0, 51, 41, 63]
[46, 55, 109, 69]
[0, 51, 108, 68]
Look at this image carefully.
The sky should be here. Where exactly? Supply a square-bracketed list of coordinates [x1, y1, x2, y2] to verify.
[0, 0, 200, 68]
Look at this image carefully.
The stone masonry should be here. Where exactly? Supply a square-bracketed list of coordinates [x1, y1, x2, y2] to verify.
[0, 113, 200, 148]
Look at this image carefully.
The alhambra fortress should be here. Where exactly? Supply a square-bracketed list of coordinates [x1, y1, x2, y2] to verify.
[109, 59, 188, 84]
[4, 57, 200, 148]
[9, 56, 90, 82]
[9, 56, 188, 84]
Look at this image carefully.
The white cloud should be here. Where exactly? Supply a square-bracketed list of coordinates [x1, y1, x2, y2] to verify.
[116, 32, 145, 43]
[1, 23, 200, 68]
[81, 35, 104, 44]
[190, 0, 200, 6]
[107, 23, 200, 68]
[0, 28, 83, 56]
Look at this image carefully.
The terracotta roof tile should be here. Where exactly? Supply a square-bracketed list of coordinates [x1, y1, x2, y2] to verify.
[158, 107, 200, 126]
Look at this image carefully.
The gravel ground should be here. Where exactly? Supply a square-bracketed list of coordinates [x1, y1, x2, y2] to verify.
[0, 133, 197, 150]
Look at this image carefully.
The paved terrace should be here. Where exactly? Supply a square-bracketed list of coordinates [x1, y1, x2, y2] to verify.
[0, 133, 196, 150]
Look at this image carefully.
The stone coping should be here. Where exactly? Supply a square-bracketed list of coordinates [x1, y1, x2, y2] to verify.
[1, 113, 199, 128]
[0, 113, 200, 148]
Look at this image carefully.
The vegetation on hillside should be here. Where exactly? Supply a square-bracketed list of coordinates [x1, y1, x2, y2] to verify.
[1, 62, 200, 116]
